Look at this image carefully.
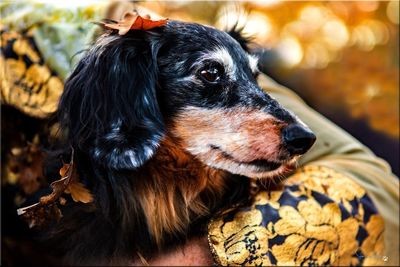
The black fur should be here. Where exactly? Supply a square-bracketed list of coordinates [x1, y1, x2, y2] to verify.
[44, 20, 300, 265]
[59, 32, 164, 171]
[226, 24, 253, 52]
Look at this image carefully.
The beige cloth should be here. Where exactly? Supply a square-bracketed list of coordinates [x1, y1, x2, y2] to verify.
[258, 74, 399, 266]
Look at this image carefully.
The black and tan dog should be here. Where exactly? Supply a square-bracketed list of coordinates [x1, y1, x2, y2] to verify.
[52, 19, 316, 264]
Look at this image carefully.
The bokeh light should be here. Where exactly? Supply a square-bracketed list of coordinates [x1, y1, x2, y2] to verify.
[387, 0, 399, 24]
[215, 4, 274, 44]
[276, 36, 303, 67]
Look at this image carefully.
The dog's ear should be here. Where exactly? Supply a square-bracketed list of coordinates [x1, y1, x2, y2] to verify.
[58, 32, 164, 170]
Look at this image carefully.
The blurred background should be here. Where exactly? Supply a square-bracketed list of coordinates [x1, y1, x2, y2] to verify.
[1, 0, 399, 265]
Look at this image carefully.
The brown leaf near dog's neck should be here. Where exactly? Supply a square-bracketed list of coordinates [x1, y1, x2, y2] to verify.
[59, 163, 69, 177]
[59, 163, 93, 204]
[57, 163, 93, 204]
[18, 149, 93, 228]
[137, 136, 227, 246]
[65, 181, 93, 204]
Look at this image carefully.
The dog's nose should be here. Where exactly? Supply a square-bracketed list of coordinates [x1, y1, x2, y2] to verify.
[282, 124, 316, 156]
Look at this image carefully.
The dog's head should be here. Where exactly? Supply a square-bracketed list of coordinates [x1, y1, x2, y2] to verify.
[59, 20, 315, 179]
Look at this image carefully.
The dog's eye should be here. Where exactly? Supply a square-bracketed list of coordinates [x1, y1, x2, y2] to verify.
[199, 64, 223, 83]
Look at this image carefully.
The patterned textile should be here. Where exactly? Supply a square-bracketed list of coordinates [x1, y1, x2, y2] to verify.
[1, 30, 63, 118]
[0, 2, 106, 79]
[208, 166, 386, 266]
[0, 1, 105, 118]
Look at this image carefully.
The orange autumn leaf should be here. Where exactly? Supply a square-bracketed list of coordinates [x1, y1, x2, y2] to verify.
[131, 14, 167, 31]
[40, 156, 75, 206]
[65, 181, 93, 204]
[100, 11, 167, 35]
[59, 163, 70, 177]
[17, 149, 75, 227]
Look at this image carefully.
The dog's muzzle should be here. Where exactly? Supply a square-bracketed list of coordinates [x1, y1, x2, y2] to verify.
[282, 123, 316, 156]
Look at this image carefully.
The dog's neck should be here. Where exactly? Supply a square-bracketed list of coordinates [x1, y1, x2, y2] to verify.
[136, 136, 229, 246]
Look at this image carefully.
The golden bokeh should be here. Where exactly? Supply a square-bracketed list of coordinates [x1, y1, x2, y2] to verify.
[137, 0, 398, 138]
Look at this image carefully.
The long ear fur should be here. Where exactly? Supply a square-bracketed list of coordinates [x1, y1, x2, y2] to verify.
[226, 23, 253, 52]
[58, 32, 164, 170]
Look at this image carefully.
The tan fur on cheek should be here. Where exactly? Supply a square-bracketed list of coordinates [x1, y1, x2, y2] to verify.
[135, 137, 227, 246]
[172, 106, 286, 163]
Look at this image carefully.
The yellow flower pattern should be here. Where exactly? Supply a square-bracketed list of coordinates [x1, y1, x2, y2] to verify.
[1, 30, 63, 118]
[209, 209, 273, 266]
[208, 166, 386, 266]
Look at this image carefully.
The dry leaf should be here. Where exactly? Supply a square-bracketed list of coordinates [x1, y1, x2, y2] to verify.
[65, 181, 93, 204]
[39, 154, 74, 206]
[18, 203, 62, 228]
[99, 11, 167, 35]
[59, 163, 70, 177]
[17, 149, 74, 224]
[17, 148, 94, 228]
[39, 176, 70, 205]
[131, 14, 167, 31]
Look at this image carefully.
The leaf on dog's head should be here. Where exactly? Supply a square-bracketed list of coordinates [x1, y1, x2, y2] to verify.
[99, 11, 167, 35]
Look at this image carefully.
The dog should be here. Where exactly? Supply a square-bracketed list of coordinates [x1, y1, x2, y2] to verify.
[48, 19, 316, 265]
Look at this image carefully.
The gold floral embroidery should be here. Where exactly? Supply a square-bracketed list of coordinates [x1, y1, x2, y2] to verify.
[208, 166, 385, 266]
[12, 37, 40, 63]
[361, 215, 385, 261]
[272, 199, 358, 266]
[209, 209, 273, 266]
[274, 205, 306, 236]
[1, 31, 20, 43]
[287, 166, 365, 215]
[4, 58, 26, 80]
[24, 64, 52, 91]
[1, 31, 63, 118]
[333, 218, 360, 266]
[253, 190, 282, 209]
[40, 76, 63, 113]
[271, 234, 308, 266]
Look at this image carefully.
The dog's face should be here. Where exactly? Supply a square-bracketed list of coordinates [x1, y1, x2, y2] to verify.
[60, 21, 315, 179]
[155, 22, 316, 178]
